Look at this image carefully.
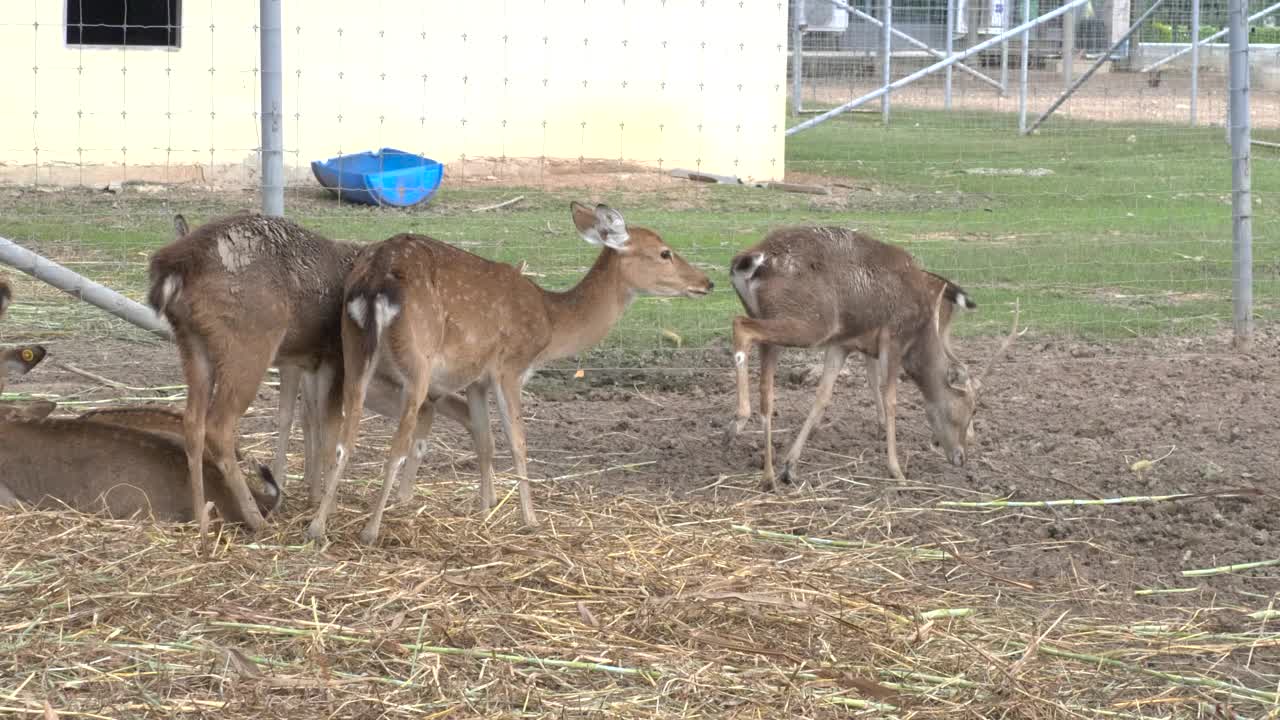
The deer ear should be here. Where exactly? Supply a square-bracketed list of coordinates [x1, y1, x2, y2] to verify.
[946, 362, 971, 391]
[174, 214, 190, 239]
[570, 201, 630, 249]
[2, 345, 47, 377]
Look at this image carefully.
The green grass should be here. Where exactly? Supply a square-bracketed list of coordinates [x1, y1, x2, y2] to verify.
[1, 108, 1274, 358]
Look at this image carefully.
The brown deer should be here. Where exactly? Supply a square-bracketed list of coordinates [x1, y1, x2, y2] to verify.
[0, 274, 11, 318]
[77, 405, 252, 463]
[148, 213, 494, 552]
[306, 201, 714, 544]
[725, 226, 1018, 488]
[0, 400, 282, 523]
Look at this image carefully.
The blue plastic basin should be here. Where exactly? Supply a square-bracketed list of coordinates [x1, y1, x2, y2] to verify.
[310, 147, 443, 207]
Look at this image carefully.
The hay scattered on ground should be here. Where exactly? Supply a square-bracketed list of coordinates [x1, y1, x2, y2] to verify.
[1, 463, 1274, 719]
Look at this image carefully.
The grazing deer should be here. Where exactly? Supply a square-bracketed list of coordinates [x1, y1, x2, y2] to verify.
[0, 400, 281, 523]
[148, 213, 494, 552]
[725, 226, 1018, 488]
[306, 201, 715, 544]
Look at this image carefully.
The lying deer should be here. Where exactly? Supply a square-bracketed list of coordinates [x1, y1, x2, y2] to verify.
[726, 226, 1018, 488]
[148, 213, 494, 551]
[78, 405, 250, 463]
[307, 201, 715, 544]
[0, 400, 281, 523]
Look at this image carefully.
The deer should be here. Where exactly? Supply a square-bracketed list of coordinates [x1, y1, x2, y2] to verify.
[147, 212, 503, 552]
[0, 400, 282, 523]
[305, 201, 715, 545]
[724, 226, 1019, 489]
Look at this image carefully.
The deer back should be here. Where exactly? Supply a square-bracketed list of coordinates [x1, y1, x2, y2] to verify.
[76, 405, 248, 463]
[148, 212, 361, 360]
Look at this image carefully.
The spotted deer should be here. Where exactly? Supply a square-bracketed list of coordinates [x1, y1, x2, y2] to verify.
[306, 201, 715, 544]
[725, 226, 1019, 488]
[147, 213, 490, 553]
[0, 400, 281, 523]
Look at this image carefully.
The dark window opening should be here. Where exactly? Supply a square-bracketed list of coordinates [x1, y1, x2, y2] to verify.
[66, 1, 181, 47]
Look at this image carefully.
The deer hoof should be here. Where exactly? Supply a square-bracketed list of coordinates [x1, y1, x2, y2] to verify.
[724, 416, 748, 446]
[358, 526, 380, 546]
[889, 466, 906, 481]
[777, 463, 796, 487]
[304, 519, 327, 543]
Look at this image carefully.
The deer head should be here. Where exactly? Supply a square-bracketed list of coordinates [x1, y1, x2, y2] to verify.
[925, 293, 1020, 468]
[570, 201, 713, 299]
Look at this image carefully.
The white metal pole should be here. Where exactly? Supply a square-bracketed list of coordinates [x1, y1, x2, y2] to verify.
[1019, 0, 1031, 132]
[1189, 0, 1201, 125]
[259, 0, 284, 217]
[882, 0, 893, 124]
[945, 0, 955, 109]
[1062, 3, 1075, 88]
[1227, 0, 1253, 349]
[792, 0, 805, 114]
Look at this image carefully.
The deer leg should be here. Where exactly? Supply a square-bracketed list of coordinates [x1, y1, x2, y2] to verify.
[303, 362, 341, 506]
[307, 339, 377, 543]
[876, 338, 906, 480]
[494, 373, 537, 527]
[359, 363, 432, 546]
[727, 315, 827, 446]
[758, 343, 779, 491]
[395, 392, 474, 503]
[271, 365, 302, 490]
[778, 344, 849, 488]
[203, 338, 281, 534]
[177, 338, 214, 556]
[466, 384, 498, 511]
[864, 354, 886, 437]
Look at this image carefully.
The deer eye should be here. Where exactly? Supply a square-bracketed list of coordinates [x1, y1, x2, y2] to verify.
[660, 249, 672, 260]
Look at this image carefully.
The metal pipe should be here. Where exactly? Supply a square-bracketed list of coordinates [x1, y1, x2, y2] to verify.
[882, 0, 893, 124]
[1139, 1, 1280, 74]
[786, 0, 1088, 135]
[1189, 0, 1201, 125]
[1023, 0, 1170, 134]
[825, 0, 1003, 90]
[1018, 0, 1031, 132]
[1227, 0, 1253, 349]
[260, 0, 284, 217]
[0, 237, 173, 341]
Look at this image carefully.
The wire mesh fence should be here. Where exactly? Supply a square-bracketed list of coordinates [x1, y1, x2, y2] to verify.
[0, 0, 1274, 371]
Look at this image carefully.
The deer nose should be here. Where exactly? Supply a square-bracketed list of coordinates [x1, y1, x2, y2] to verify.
[949, 448, 966, 467]
[706, 279, 715, 291]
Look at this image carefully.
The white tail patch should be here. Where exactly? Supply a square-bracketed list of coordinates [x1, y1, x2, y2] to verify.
[730, 252, 766, 316]
[346, 297, 368, 329]
[373, 295, 401, 332]
[955, 292, 975, 310]
[157, 275, 182, 313]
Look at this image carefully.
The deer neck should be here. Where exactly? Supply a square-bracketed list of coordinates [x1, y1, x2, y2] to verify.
[903, 328, 950, 403]
[542, 248, 633, 361]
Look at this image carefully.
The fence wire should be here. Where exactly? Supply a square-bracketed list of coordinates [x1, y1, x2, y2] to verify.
[0, 0, 1275, 377]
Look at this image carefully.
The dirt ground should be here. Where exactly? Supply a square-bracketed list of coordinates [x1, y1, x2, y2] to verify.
[12, 324, 1277, 608]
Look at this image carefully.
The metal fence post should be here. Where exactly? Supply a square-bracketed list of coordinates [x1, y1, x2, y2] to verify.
[792, 0, 805, 114]
[1061, 2, 1075, 89]
[1189, 0, 1201, 125]
[1018, 0, 1030, 132]
[882, 0, 893, 124]
[260, 0, 285, 217]
[1227, 0, 1253, 349]
[945, 0, 955, 109]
